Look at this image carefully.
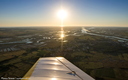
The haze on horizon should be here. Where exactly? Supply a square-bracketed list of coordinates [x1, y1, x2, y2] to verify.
[0, 0, 128, 27]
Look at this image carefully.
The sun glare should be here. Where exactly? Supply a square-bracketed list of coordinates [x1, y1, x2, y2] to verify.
[52, 78, 57, 80]
[61, 33, 64, 38]
[57, 9, 67, 20]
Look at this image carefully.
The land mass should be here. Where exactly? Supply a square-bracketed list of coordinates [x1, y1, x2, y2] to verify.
[0, 27, 128, 80]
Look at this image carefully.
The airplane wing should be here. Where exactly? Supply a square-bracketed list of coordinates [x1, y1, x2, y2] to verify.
[22, 57, 95, 80]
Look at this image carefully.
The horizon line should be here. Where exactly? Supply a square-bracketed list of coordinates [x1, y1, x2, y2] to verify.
[0, 26, 128, 28]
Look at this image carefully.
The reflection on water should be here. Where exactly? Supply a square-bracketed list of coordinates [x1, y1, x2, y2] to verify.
[61, 33, 64, 38]
[60, 30, 65, 39]
[60, 27, 65, 51]
[51, 78, 57, 80]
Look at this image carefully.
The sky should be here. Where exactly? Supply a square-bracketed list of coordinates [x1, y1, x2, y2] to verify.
[0, 0, 128, 27]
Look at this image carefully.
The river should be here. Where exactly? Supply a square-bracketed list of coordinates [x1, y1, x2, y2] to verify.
[82, 28, 128, 42]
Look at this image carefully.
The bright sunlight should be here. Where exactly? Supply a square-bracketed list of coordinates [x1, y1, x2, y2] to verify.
[57, 9, 67, 20]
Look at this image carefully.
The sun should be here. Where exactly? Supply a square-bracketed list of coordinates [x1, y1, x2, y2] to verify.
[57, 9, 67, 20]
